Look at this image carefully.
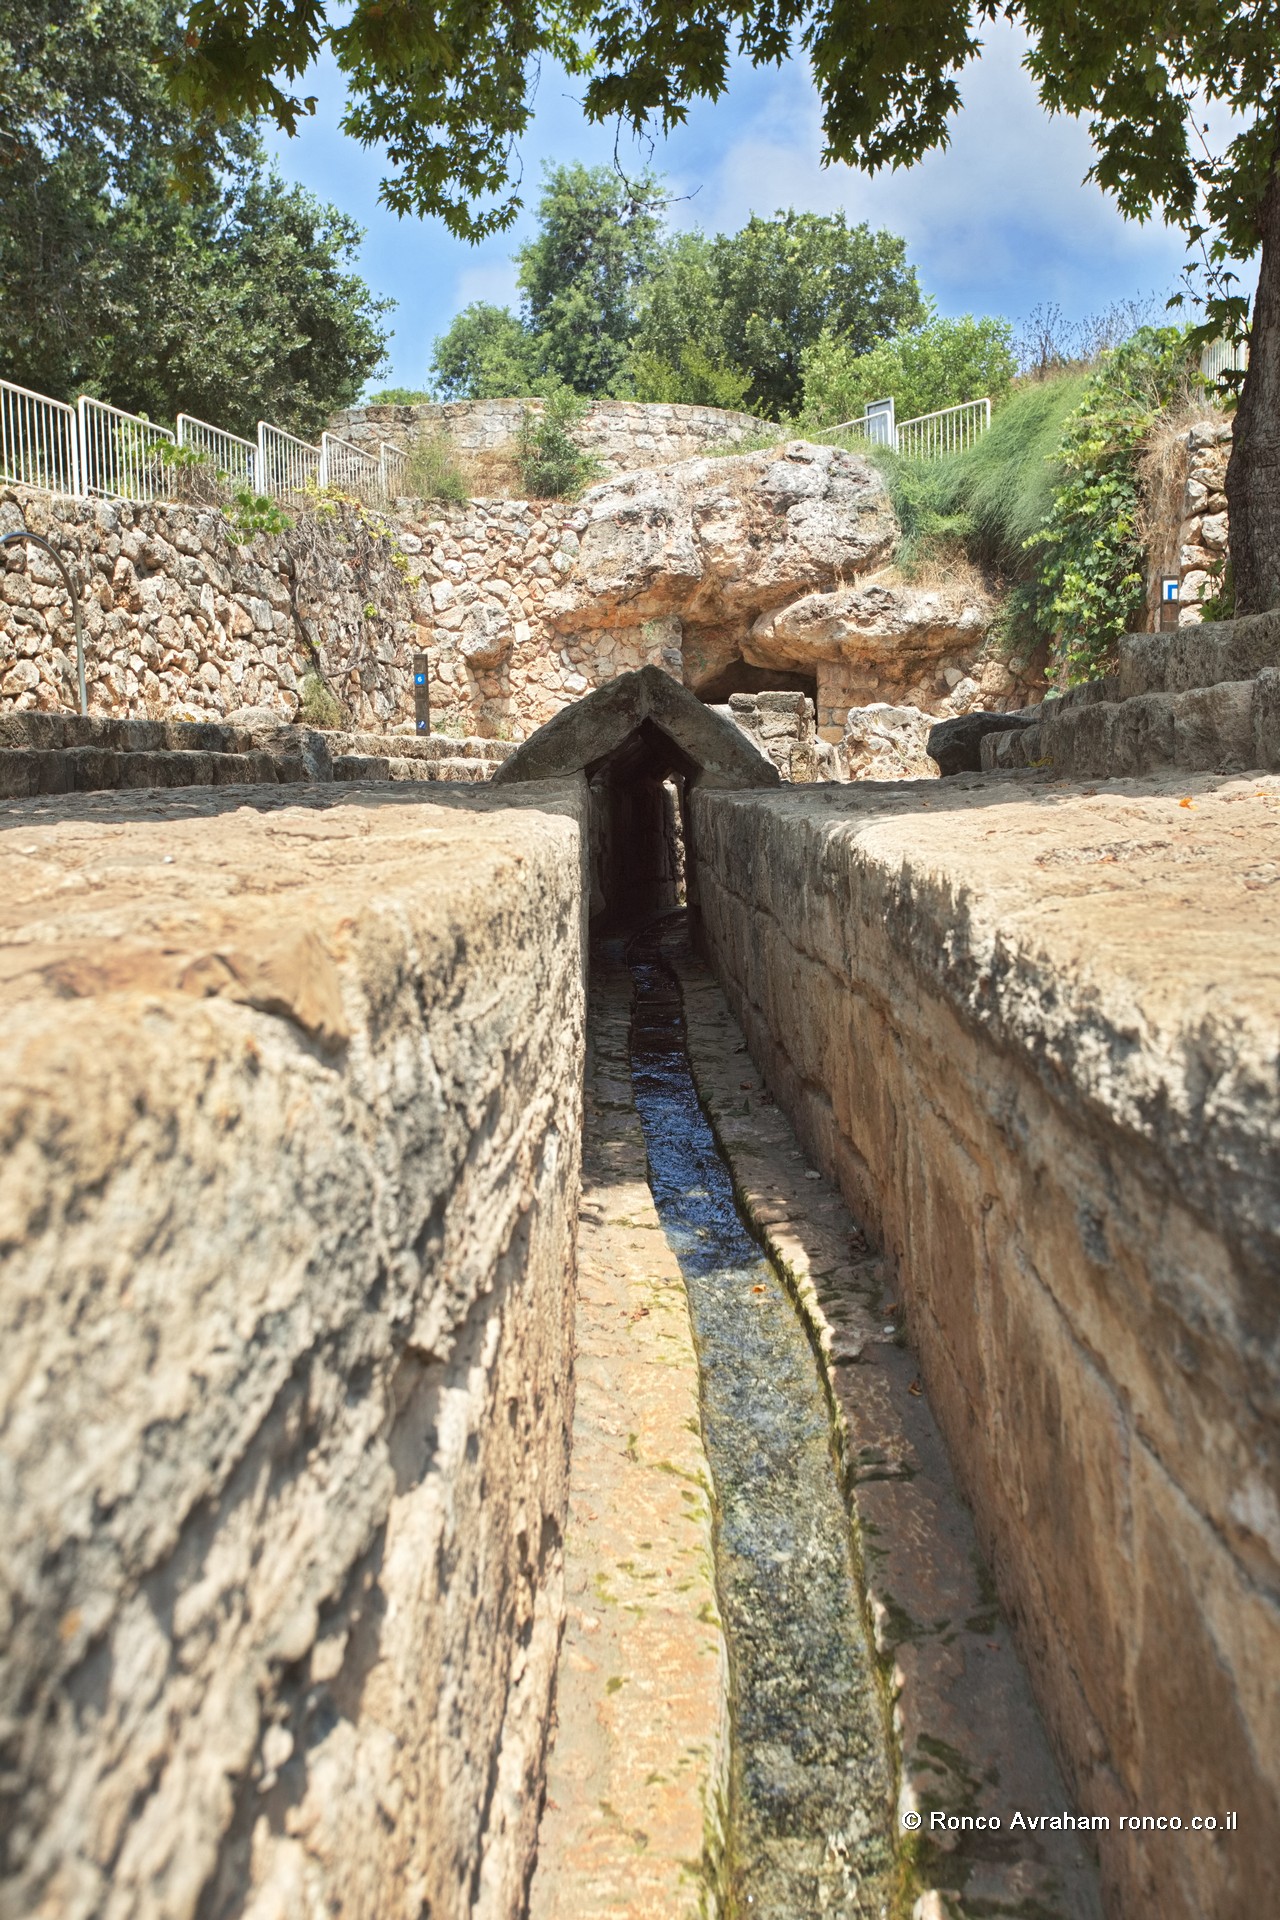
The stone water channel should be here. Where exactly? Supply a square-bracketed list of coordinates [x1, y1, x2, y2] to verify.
[620, 919, 896, 1920]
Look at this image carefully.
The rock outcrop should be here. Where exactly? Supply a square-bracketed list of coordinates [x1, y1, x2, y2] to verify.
[841, 703, 940, 780]
[548, 443, 898, 665]
[748, 577, 990, 674]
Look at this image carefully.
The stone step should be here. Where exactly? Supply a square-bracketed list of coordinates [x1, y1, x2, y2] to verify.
[0, 746, 289, 800]
[328, 729, 514, 763]
[981, 671, 1279, 778]
[332, 754, 503, 784]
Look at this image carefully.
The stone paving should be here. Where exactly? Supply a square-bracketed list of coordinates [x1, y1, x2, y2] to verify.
[529, 949, 729, 1920]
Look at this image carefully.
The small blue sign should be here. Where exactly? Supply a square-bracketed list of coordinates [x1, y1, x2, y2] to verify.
[416, 718, 427, 732]
[1162, 577, 1180, 603]
[414, 670, 426, 684]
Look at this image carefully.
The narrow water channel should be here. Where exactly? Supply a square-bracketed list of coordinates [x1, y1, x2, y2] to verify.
[622, 921, 895, 1920]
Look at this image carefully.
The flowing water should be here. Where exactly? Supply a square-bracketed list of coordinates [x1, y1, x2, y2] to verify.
[623, 923, 895, 1919]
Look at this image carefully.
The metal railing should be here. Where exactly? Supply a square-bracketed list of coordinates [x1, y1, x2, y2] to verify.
[896, 397, 991, 459]
[257, 420, 322, 498]
[320, 430, 380, 498]
[815, 395, 991, 460]
[1, 381, 82, 496]
[78, 396, 175, 501]
[176, 413, 258, 487]
[379, 440, 409, 501]
[1200, 336, 1249, 384]
[0, 374, 406, 511]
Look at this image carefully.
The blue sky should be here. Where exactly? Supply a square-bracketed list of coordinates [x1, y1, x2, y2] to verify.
[263, 20, 1194, 396]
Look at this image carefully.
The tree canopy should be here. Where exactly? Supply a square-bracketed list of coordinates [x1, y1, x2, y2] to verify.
[173, 0, 1280, 606]
[0, 0, 391, 436]
[430, 171, 926, 416]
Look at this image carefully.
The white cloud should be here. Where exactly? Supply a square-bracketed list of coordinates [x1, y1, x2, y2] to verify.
[665, 22, 1189, 324]
[452, 260, 522, 312]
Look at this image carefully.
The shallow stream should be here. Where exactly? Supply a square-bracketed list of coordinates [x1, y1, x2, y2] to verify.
[623, 922, 895, 1919]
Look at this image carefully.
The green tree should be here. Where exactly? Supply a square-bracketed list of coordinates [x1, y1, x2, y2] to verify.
[800, 312, 1017, 428]
[709, 212, 924, 416]
[174, 0, 1280, 612]
[629, 213, 923, 416]
[429, 302, 542, 400]
[515, 162, 668, 394]
[0, 0, 390, 434]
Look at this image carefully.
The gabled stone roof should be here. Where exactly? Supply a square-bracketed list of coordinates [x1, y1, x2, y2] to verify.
[490, 666, 781, 789]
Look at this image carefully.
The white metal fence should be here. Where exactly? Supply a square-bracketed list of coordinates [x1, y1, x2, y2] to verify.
[0, 375, 410, 512]
[816, 395, 992, 459]
[176, 413, 258, 488]
[1, 381, 80, 495]
[1200, 336, 1249, 384]
[78, 396, 176, 502]
[897, 397, 991, 459]
[257, 420, 322, 498]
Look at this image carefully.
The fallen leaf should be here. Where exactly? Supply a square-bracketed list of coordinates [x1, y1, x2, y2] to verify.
[908, 1378, 923, 1397]
[1179, 797, 1195, 808]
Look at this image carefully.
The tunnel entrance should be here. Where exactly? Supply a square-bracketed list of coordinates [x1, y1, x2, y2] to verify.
[695, 658, 818, 708]
[586, 718, 693, 927]
[492, 665, 779, 931]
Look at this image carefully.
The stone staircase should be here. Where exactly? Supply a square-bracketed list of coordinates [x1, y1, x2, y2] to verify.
[0, 713, 512, 799]
[980, 610, 1280, 778]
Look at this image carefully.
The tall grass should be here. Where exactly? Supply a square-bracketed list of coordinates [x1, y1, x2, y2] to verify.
[871, 373, 1089, 578]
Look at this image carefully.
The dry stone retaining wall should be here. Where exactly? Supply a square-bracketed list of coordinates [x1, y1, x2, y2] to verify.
[330, 397, 763, 482]
[0, 486, 421, 731]
[692, 775, 1280, 1920]
[0, 778, 588, 1920]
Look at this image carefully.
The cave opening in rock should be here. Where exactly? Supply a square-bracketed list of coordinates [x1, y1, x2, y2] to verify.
[492, 666, 780, 932]
[694, 657, 818, 708]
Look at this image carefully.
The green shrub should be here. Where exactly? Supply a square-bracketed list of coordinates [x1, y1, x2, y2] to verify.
[1028, 328, 1197, 684]
[366, 387, 434, 404]
[517, 386, 601, 497]
[627, 344, 754, 411]
[402, 432, 469, 502]
[870, 373, 1087, 579]
[223, 487, 293, 536]
[298, 670, 342, 728]
[800, 313, 1017, 430]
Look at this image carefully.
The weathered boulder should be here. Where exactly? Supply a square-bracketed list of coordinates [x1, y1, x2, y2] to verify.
[927, 707, 1040, 776]
[842, 703, 940, 780]
[548, 443, 898, 640]
[747, 577, 991, 675]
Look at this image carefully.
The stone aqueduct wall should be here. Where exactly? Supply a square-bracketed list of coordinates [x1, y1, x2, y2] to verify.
[329, 397, 763, 481]
[0, 779, 588, 1920]
[691, 780, 1278, 1920]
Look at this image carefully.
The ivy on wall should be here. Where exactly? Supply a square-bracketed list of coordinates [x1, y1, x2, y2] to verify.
[1029, 328, 1199, 686]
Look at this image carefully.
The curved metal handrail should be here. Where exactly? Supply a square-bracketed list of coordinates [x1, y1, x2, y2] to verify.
[1, 526, 87, 716]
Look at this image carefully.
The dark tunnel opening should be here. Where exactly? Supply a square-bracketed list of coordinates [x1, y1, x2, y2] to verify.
[695, 659, 818, 707]
[586, 718, 694, 931]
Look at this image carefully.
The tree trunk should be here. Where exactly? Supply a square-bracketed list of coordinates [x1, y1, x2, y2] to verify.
[1226, 155, 1280, 614]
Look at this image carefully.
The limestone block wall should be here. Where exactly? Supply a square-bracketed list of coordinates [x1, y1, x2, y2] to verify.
[0, 779, 588, 1920]
[692, 779, 1279, 1920]
[330, 398, 762, 482]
